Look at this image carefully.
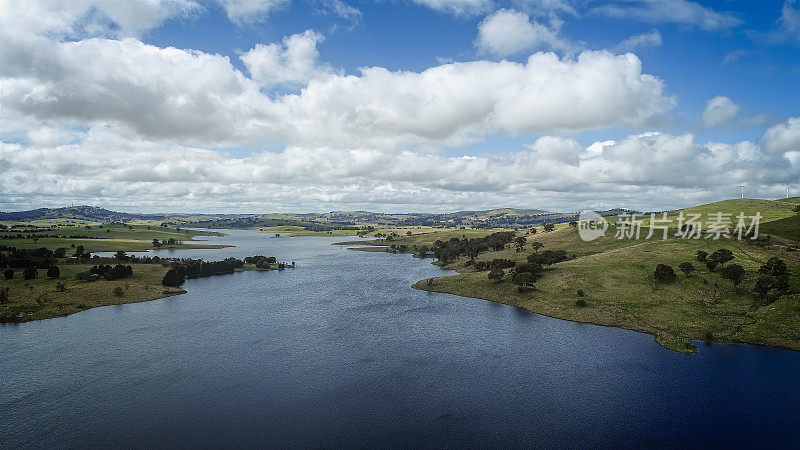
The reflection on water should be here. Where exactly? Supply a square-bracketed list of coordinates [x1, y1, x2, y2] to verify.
[2, 229, 799, 448]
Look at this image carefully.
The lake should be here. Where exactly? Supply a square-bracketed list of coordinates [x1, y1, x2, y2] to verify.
[2, 229, 799, 448]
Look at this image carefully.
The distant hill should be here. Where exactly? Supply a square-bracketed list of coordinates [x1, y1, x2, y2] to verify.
[0, 206, 161, 222]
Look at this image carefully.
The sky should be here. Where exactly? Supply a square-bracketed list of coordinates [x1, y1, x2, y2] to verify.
[0, 0, 798, 214]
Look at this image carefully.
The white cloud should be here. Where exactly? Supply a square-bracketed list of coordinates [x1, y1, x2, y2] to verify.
[0, 0, 199, 37]
[760, 117, 800, 155]
[0, 25, 675, 149]
[216, 0, 289, 24]
[475, 9, 572, 57]
[2, 118, 797, 212]
[409, 0, 493, 17]
[615, 29, 662, 52]
[723, 50, 749, 65]
[701, 96, 740, 127]
[593, 0, 741, 31]
[778, 0, 800, 41]
[241, 30, 334, 87]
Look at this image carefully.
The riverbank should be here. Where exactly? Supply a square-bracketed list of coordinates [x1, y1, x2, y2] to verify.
[342, 200, 800, 353]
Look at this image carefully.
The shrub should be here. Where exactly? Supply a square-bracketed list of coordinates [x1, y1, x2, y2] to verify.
[696, 250, 708, 262]
[654, 264, 676, 283]
[488, 268, 504, 282]
[3, 269, 12, 280]
[678, 262, 696, 277]
[0, 287, 9, 304]
[575, 299, 588, 307]
[710, 249, 734, 267]
[577, 289, 584, 297]
[113, 286, 125, 297]
[793, 205, 800, 213]
[23, 266, 38, 280]
[512, 271, 538, 287]
[56, 282, 66, 292]
[47, 266, 60, 279]
[720, 263, 745, 287]
[705, 260, 718, 271]
[527, 249, 569, 266]
[490, 258, 516, 269]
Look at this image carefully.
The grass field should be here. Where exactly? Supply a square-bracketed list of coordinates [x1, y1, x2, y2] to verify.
[0, 263, 185, 322]
[0, 223, 227, 252]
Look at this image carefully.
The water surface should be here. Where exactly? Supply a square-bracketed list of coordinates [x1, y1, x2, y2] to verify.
[2, 230, 799, 448]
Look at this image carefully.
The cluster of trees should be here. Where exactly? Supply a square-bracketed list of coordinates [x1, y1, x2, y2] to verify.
[245, 255, 277, 268]
[88, 264, 133, 280]
[657, 250, 794, 303]
[0, 233, 100, 240]
[0, 246, 65, 269]
[432, 232, 515, 264]
[162, 255, 289, 287]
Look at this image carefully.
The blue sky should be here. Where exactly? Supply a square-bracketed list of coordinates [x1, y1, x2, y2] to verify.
[0, 0, 798, 213]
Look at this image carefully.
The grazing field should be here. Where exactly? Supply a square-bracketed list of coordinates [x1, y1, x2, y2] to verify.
[354, 199, 800, 352]
[0, 223, 227, 252]
[0, 263, 185, 322]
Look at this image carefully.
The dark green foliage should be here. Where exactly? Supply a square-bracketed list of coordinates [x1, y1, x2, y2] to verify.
[3, 269, 12, 280]
[90, 264, 133, 280]
[0, 287, 9, 304]
[759, 257, 787, 277]
[678, 262, 696, 277]
[705, 259, 718, 271]
[720, 263, 745, 287]
[23, 266, 37, 280]
[490, 258, 515, 269]
[530, 242, 544, 253]
[527, 249, 569, 266]
[488, 268, 504, 282]
[433, 232, 515, 263]
[710, 249, 734, 267]
[56, 282, 66, 292]
[54, 248, 67, 258]
[577, 289, 584, 297]
[46, 266, 60, 279]
[162, 266, 185, 287]
[575, 299, 588, 307]
[792, 205, 800, 213]
[543, 223, 555, 232]
[654, 264, 676, 283]
[112, 286, 125, 297]
[696, 250, 708, 262]
[512, 271, 538, 287]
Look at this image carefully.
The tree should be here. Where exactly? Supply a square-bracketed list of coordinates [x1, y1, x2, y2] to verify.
[512, 271, 537, 287]
[759, 257, 787, 277]
[753, 276, 774, 300]
[74, 245, 85, 257]
[115, 251, 128, 261]
[47, 266, 60, 279]
[514, 236, 527, 250]
[543, 223, 555, 232]
[152, 239, 162, 248]
[0, 287, 9, 304]
[54, 248, 67, 258]
[696, 250, 708, 262]
[720, 263, 745, 288]
[569, 221, 578, 227]
[162, 267, 185, 287]
[654, 264, 676, 283]
[530, 242, 544, 253]
[23, 266, 38, 280]
[678, 262, 696, 277]
[488, 268, 504, 282]
[710, 249, 734, 267]
[705, 260, 718, 271]
[3, 269, 13, 280]
[529, 228, 537, 235]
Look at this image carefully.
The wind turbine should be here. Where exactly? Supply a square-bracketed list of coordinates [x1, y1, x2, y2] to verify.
[788, 184, 792, 199]
[739, 184, 745, 199]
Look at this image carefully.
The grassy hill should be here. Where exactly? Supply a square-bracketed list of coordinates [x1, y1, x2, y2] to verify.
[358, 198, 800, 353]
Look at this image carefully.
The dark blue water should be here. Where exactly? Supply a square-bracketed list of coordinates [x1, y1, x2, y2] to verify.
[2, 230, 799, 448]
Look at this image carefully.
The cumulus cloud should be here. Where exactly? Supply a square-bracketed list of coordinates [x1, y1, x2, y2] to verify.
[2, 118, 797, 212]
[475, 9, 572, 57]
[216, 0, 289, 24]
[409, 0, 493, 17]
[0, 0, 199, 37]
[241, 30, 334, 88]
[615, 29, 662, 52]
[0, 25, 675, 149]
[593, 0, 741, 31]
[760, 117, 800, 155]
[701, 96, 740, 127]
